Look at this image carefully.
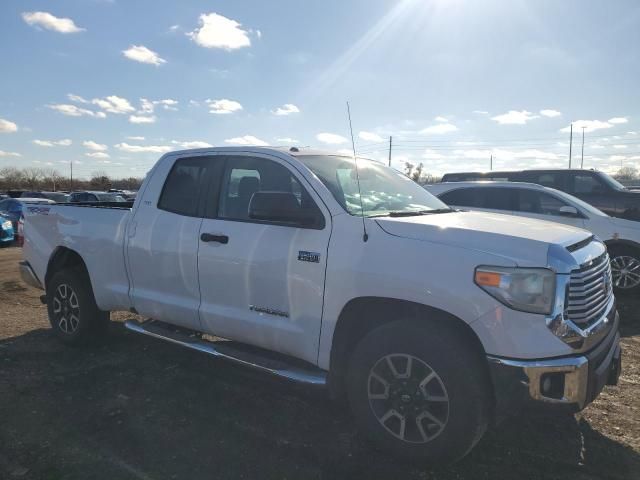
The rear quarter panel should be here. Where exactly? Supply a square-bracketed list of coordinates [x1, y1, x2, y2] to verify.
[23, 205, 132, 311]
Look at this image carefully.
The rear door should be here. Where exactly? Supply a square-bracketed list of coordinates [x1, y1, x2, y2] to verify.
[126, 156, 213, 330]
[196, 153, 331, 363]
[439, 186, 516, 215]
[565, 172, 614, 215]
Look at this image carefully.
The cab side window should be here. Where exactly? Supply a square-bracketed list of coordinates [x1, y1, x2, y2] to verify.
[158, 158, 209, 217]
[217, 156, 323, 227]
[515, 190, 573, 216]
[570, 174, 605, 194]
[439, 188, 481, 207]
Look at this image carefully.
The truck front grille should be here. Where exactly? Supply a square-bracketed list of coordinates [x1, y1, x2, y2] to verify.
[566, 253, 613, 328]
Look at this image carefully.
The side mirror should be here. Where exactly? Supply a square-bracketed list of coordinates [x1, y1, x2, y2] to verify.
[249, 191, 321, 227]
[558, 205, 579, 217]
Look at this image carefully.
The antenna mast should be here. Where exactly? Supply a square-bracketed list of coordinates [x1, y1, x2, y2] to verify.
[347, 101, 368, 242]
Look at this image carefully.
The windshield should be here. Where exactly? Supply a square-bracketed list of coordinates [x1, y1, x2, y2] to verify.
[298, 155, 449, 217]
[597, 172, 627, 191]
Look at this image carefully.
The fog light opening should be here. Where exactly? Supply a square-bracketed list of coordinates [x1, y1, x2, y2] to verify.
[540, 373, 565, 399]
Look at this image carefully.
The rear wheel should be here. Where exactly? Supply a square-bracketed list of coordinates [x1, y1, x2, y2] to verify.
[346, 319, 490, 464]
[609, 246, 640, 294]
[46, 267, 109, 345]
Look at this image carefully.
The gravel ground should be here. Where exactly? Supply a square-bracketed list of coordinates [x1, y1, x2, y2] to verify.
[1, 246, 639, 480]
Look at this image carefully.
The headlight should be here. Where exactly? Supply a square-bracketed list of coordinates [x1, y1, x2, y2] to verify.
[475, 266, 556, 315]
[2, 221, 11, 230]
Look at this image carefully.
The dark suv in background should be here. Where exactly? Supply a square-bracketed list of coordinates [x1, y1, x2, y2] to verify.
[440, 169, 640, 220]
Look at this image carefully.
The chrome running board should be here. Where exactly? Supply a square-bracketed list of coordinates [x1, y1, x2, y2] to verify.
[124, 319, 327, 386]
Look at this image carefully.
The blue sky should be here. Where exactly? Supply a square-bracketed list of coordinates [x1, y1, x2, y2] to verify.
[1, 0, 639, 179]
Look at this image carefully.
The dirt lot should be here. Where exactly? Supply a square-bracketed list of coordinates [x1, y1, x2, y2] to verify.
[1, 247, 639, 480]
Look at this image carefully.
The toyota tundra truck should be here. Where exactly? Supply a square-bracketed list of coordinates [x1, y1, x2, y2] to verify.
[19, 147, 622, 463]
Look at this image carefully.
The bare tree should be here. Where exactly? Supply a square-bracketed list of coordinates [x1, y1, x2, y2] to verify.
[89, 171, 112, 191]
[614, 166, 638, 181]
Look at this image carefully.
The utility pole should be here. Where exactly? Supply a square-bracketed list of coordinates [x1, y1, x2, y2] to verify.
[568, 123, 573, 169]
[70, 161, 73, 191]
[490, 154, 493, 171]
[580, 126, 586, 169]
[388, 136, 392, 167]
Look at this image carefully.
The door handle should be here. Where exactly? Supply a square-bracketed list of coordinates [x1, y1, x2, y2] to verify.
[200, 233, 229, 244]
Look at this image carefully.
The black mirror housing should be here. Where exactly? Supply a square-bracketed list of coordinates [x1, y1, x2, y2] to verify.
[248, 191, 323, 228]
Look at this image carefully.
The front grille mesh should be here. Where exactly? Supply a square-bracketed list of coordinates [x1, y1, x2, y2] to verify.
[566, 253, 613, 328]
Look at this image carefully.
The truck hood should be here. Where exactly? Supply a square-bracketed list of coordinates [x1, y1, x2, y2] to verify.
[375, 210, 592, 267]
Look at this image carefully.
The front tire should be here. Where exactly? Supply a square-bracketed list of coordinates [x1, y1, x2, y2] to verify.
[346, 319, 490, 464]
[46, 267, 109, 345]
[609, 246, 640, 294]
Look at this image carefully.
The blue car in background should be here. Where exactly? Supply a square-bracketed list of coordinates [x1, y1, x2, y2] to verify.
[0, 198, 55, 231]
[0, 214, 14, 246]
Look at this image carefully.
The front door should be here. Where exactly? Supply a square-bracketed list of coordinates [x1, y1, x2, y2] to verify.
[197, 154, 331, 363]
[513, 189, 586, 229]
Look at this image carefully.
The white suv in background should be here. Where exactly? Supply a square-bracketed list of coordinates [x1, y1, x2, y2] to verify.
[427, 181, 640, 294]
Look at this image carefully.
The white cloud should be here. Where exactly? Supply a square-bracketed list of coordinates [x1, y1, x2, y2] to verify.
[207, 98, 242, 114]
[276, 137, 298, 144]
[85, 152, 110, 159]
[560, 120, 614, 133]
[0, 118, 18, 133]
[172, 140, 213, 149]
[224, 135, 269, 146]
[126, 136, 145, 141]
[609, 117, 628, 124]
[122, 45, 166, 66]
[46, 104, 106, 118]
[188, 13, 251, 50]
[491, 110, 538, 125]
[33, 139, 72, 147]
[473, 110, 489, 115]
[83, 140, 108, 151]
[22, 11, 85, 34]
[169, 24, 180, 32]
[613, 145, 627, 149]
[422, 149, 446, 160]
[316, 132, 348, 144]
[67, 93, 88, 104]
[272, 103, 300, 116]
[434, 116, 448, 123]
[92, 95, 135, 114]
[359, 131, 384, 142]
[155, 99, 178, 110]
[115, 143, 172, 153]
[0, 150, 21, 157]
[540, 109, 562, 118]
[420, 123, 458, 134]
[129, 115, 157, 124]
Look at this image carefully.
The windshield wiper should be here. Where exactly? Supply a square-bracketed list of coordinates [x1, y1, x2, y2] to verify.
[370, 208, 455, 218]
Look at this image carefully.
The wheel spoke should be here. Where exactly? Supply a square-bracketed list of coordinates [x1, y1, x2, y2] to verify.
[70, 314, 79, 332]
[58, 284, 67, 299]
[69, 292, 79, 309]
[379, 409, 406, 440]
[369, 372, 390, 400]
[58, 316, 68, 333]
[53, 297, 62, 314]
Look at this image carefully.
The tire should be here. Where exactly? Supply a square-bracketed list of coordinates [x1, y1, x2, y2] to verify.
[346, 319, 490, 464]
[46, 267, 109, 345]
[608, 245, 640, 295]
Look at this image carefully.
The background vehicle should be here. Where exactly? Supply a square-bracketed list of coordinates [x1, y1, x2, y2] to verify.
[108, 189, 138, 200]
[0, 213, 14, 246]
[428, 181, 640, 294]
[69, 191, 127, 203]
[0, 198, 55, 230]
[20, 191, 70, 203]
[20, 147, 621, 463]
[440, 169, 640, 221]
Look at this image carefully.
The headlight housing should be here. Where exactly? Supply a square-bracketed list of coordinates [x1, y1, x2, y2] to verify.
[475, 266, 556, 315]
[2, 220, 11, 230]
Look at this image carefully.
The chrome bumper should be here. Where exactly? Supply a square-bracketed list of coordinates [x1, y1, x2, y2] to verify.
[19, 261, 43, 290]
[488, 311, 621, 413]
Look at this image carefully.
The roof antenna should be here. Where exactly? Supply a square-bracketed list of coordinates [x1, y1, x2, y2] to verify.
[347, 101, 368, 242]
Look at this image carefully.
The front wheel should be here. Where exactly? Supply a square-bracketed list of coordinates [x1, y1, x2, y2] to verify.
[609, 246, 640, 294]
[346, 320, 490, 464]
[46, 267, 109, 345]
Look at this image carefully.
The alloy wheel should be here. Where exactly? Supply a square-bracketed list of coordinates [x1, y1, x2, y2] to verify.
[367, 353, 449, 444]
[52, 283, 81, 334]
[611, 255, 640, 289]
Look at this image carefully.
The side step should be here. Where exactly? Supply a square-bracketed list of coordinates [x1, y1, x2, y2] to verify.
[124, 319, 327, 386]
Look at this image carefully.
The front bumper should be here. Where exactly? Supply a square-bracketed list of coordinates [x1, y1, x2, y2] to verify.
[487, 310, 621, 415]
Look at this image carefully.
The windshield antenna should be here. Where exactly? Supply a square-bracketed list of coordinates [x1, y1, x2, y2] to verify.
[347, 101, 368, 242]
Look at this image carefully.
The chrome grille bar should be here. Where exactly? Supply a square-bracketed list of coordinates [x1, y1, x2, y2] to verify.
[565, 253, 613, 327]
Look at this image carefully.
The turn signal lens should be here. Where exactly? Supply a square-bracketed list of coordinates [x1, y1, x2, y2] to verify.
[475, 270, 502, 287]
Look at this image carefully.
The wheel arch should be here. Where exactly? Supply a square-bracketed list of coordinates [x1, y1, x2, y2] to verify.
[45, 246, 89, 289]
[327, 296, 490, 401]
[604, 238, 640, 252]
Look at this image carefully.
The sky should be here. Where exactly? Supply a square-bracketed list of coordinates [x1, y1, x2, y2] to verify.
[1, 0, 639, 179]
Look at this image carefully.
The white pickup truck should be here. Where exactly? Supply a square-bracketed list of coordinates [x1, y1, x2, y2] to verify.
[20, 147, 621, 463]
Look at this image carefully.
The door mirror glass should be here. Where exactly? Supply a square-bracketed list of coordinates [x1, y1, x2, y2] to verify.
[249, 191, 319, 227]
[558, 205, 579, 217]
